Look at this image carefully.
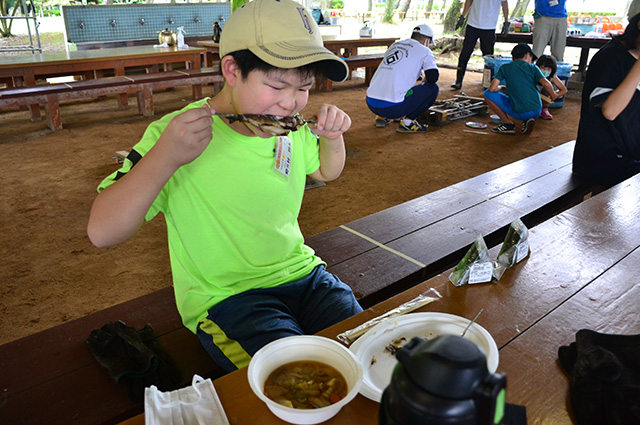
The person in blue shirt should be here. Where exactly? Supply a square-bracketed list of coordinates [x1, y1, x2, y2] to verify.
[484, 43, 557, 134]
[532, 0, 568, 62]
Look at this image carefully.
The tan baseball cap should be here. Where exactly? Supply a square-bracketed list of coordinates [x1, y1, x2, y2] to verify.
[219, 0, 349, 82]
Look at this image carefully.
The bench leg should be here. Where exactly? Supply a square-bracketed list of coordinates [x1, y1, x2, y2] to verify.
[365, 66, 376, 85]
[315, 75, 332, 92]
[192, 84, 203, 100]
[117, 93, 129, 110]
[136, 86, 154, 117]
[45, 95, 62, 131]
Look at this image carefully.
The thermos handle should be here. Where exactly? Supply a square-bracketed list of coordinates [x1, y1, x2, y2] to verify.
[474, 373, 507, 424]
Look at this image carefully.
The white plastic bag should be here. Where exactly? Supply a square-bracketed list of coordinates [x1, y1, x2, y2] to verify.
[145, 374, 230, 425]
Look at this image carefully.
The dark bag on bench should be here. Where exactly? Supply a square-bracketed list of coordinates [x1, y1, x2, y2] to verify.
[87, 320, 182, 403]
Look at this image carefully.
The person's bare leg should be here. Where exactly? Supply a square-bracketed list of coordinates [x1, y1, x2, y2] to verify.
[484, 98, 513, 124]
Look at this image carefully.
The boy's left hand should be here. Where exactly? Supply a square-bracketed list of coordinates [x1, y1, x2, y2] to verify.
[312, 104, 351, 140]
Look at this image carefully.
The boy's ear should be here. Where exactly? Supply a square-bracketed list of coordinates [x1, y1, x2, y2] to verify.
[221, 55, 241, 87]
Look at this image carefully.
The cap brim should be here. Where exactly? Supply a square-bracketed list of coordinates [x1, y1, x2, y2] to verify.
[250, 40, 349, 82]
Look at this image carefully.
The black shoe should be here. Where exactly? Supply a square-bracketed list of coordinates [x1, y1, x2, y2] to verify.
[451, 82, 462, 90]
[491, 123, 517, 134]
[522, 118, 536, 134]
[375, 116, 390, 128]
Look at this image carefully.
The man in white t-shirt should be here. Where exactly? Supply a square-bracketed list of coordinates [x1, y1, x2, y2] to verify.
[365, 24, 440, 133]
[451, 0, 509, 90]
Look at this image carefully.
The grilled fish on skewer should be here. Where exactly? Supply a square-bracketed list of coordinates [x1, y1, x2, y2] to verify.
[214, 113, 316, 136]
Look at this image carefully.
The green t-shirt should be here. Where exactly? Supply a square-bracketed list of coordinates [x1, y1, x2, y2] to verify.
[98, 99, 324, 333]
[495, 60, 545, 113]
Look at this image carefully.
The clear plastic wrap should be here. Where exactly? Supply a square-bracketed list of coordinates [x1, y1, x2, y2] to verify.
[336, 288, 442, 346]
[493, 218, 530, 280]
[449, 235, 493, 286]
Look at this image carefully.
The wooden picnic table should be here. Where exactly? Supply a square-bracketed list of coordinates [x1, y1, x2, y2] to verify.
[120, 171, 640, 425]
[197, 36, 399, 67]
[495, 32, 610, 79]
[0, 45, 205, 120]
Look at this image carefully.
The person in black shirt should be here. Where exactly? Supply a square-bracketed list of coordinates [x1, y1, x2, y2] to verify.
[572, 12, 640, 188]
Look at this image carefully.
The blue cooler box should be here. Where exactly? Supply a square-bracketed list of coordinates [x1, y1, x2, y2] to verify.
[482, 55, 512, 89]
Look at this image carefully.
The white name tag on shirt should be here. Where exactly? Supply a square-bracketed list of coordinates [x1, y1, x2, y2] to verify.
[548, 0, 558, 6]
[274, 136, 292, 178]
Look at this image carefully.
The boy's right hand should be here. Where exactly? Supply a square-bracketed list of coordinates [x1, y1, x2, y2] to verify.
[156, 104, 215, 169]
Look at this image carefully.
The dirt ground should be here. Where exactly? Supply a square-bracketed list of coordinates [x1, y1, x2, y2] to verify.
[0, 66, 582, 345]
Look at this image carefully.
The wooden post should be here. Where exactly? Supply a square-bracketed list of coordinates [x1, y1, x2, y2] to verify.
[45, 95, 62, 131]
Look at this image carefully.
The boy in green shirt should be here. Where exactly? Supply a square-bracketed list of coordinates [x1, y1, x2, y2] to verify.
[484, 43, 558, 134]
[87, 0, 362, 372]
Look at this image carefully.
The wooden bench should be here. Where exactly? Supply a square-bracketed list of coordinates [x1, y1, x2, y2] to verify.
[306, 140, 600, 308]
[0, 68, 224, 131]
[423, 10, 446, 23]
[316, 53, 384, 91]
[0, 286, 227, 425]
[0, 141, 597, 425]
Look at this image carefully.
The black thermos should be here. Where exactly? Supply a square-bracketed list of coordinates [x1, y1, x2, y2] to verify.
[379, 335, 507, 425]
[212, 22, 221, 43]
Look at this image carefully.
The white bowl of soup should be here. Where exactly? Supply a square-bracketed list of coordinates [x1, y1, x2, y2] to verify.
[247, 335, 364, 424]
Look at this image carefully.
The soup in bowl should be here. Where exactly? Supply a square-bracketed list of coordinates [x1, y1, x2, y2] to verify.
[248, 335, 363, 424]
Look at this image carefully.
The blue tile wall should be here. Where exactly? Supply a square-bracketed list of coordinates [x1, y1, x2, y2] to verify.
[62, 4, 231, 44]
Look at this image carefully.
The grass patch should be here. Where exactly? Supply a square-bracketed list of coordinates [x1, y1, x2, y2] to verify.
[0, 32, 65, 54]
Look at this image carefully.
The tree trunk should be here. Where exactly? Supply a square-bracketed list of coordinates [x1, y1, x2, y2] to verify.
[512, 0, 523, 16]
[443, 0, 462, 34]
[382, 0, 397, 23]
[398, 0, 412, 17]
[0, 0, 19, 38]
[427, 0, 434, 12]
[513, 0, 532, 18]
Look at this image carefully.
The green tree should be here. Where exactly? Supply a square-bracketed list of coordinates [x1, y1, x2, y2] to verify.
[382, 0, 397, 23]
[512, 0, 532, 17]
[443, 0, 462, 33]
[397, 0, 412, 19]
[1, 0, 19, 37]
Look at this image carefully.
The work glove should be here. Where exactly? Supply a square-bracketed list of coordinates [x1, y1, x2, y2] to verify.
[455, 15, 466, 30]
[559, 329, 640, 425]
[87, 321, 182, 403]
[501, 21, 510, 36]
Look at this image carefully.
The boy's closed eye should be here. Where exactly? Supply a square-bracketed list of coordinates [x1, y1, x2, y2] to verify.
[299, 83, 314, 92]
